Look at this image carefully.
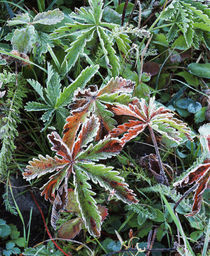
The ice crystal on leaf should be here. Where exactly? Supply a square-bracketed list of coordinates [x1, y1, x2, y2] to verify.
[23, 115, 138, 236]
[111, 97, 192, 146]
[174, 123, 210, 216]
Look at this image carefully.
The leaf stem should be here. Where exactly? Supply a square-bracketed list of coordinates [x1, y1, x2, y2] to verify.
[148, 126, 169, 185]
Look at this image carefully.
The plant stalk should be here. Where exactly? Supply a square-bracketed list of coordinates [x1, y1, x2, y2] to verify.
[148, 126, 169, 185]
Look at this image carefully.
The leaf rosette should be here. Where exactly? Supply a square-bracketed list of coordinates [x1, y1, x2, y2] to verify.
[23, 115, 138, 236]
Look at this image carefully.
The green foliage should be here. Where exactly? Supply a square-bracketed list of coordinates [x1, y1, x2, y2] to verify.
[23, 114, 138, 237]
[22, 241, 63, 256]
[159, 0, 210, 49]
[0, 71, 27, 177]
[0, 1, 209, 254]
[52, 0, 132, 76]
[6, 9, 64, 62]
[0, 219, 25, 256]
[25, 64, 99, 130]
[188, 63, 210, 79]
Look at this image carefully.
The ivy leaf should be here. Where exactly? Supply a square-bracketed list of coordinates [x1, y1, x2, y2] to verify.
[111, 97, 192, 146]
[23, 115, 137, 236]
[174, 124, 210, 216]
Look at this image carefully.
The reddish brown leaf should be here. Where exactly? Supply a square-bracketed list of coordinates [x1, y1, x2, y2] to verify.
[174, 159, 210, 216]
[57, 217, 83, 239]
[188, 170, 210, 216]
[23, 155, 69, 180]
[62, 109, 89, 151]
[111, 120, 146, 145]
[48, 132, 71, 160]
[98, 77, 135, 96]
[72, 115, 99, 159]
[143, 62, 160, 76]
[111, 98, 192, 145]
[106, 179, 139, 204]
[98, 205, 108, 222]
[51, 183, 68, 229]
[41, 168, 70, 202]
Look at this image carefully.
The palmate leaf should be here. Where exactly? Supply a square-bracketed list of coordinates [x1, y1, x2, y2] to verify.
[160, 0, 210, 49]
[69, 77, 135, 140]
[174, 123, 210, 216]
[60, 28, 95, 76]
[25, 64, 98, 129]
[23, 115, 137, 236]
[52, 0, 130, 76]
[111, 97, 192, 146]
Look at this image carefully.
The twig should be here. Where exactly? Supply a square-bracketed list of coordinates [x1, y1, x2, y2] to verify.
[121, 0, 129, 26]
[146, 228, 157, 256]
[139, 34, 153, 83]
[173, 183, 198, 212]
[105, 247, 177, 256]
[137, 0, 141, 29]
[148, 126, 169, 186]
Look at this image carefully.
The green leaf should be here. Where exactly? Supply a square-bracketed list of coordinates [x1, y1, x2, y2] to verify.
[160, 193, 195, 256]
[60, 28, 95, 76]
[95, 101, 117, 131]
[77, 137, 121, 162]
[6, 241, 15, 250]
[27, 79, 45, 102]
[11, 25, 36, 53]
[97, 27, 120, 76]
[176, 71, 199, 87]
[41, 109, 55, 122]
[187, 101, 202, 113]
[0, 220, 11, 238]
[56, 65, 99, 107]
[98, 93, 133, 105]
[172, 35, 188, 50]
[175, 98, 194, 110]
[153, 33, 169, 47]
[32, 9, 64, 25]
[102, 238, 121, 253]
[45, 63, 61, 106]
[74, 167, 101, 237]
[188, 63, 210, 79]
[194, 22, 210, 32]
[194, 107, 206, 124]
[184, 25, 194, 47]
[7, 13, 31, 26]
[25, 102, 50, 111]
[89, 0, 103, 24]
[9, 225, 20, 240]
[15, 237, 25, 247]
